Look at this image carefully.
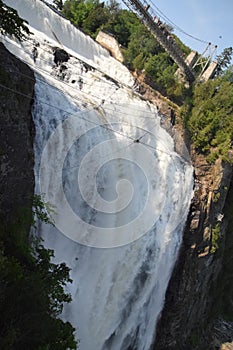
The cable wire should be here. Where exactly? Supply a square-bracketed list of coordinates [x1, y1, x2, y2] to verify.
[0, 80, 179, 161]
[147, 0, 209, 44]
[2, 37, 157, 118]
[1, 38, 158, 120]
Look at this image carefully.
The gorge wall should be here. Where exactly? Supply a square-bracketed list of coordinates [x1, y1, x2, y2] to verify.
[0, 43, 35, 224]
[155, 146, 233, 349]
[131, 73, 233, 349]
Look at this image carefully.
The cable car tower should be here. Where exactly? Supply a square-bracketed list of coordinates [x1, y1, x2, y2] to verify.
[122, 0, 196, 83]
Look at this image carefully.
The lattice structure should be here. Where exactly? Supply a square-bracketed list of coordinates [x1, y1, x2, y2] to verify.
[192, 42, 218, 77]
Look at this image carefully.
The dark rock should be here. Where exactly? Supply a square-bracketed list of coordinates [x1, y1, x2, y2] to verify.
[0, 43, 35, 224]
[53, 47, 69, 65]
[154, 154, 233, 350]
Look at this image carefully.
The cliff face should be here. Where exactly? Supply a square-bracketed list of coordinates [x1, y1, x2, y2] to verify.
[0, 43, 35, 223]
[155, 146, 233, 349]
[130, 74, 233, 349]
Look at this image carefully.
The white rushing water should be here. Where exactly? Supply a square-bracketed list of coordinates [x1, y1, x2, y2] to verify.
[3, 0, 193, 349]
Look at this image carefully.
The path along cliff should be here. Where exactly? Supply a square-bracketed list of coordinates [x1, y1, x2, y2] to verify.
[154, 149, 233, 349]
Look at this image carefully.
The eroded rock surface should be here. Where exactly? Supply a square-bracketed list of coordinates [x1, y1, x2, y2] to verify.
[0, 43, 35, 222]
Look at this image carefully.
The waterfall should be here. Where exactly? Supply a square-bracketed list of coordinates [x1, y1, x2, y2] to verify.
[3, 1, 193, 348]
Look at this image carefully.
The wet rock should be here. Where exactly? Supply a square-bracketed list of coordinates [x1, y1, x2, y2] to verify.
[53, 47, 69, 65]
[0, 43, 35, 223]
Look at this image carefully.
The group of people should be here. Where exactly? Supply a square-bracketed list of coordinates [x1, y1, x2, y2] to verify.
[153, 15, 175, 43]
[143, 3, 175, 44]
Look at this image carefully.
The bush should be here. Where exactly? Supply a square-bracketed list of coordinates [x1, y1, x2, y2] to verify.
[211, 223, 220, 253]
[0, 197, 77, 349]
[187, 73, 233, 162]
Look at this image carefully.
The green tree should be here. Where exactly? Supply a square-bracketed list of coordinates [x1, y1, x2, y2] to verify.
[103, 9, 139, 47]
[144, 52, 173, 81]
[83, 2, 109, 37]
[105, 0, 120, 16]
[62, 0, 187, 101]
[215, 47, 233, 76]
[132, 52, 145, 71]
[187, 74, 233, 162]
[124, 23, 162, 68]
[0, 0, 31, 40]
[0, 197, 77, 349]
[173, 34, 191, 57]
[63, 0, 101, 28]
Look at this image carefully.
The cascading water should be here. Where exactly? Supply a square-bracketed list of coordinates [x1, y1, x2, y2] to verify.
[3, 1, 193, 349]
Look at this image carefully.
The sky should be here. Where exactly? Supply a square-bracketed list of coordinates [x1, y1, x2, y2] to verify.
[122, 0, 233, 60]
[47, 0, 233, 61]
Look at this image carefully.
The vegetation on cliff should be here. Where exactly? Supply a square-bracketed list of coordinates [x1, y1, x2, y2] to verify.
[0, 0, 31, 40]
[58, 0, 233, 113]
[182, 66, 233, 163]
[0, 6, 77, 348]
[0, 197, 77, 350]
[59, 0, 190, 101]
[81, 0, 233, 164]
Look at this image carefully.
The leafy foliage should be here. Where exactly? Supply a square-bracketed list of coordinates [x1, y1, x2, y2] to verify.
[32, 194, 55, 226]
[187, 70, 233, 162]
[102, 9, 139, 47]
[144, 52, 174, 82]
[123, 23, 163, 68]
[62, 0, 101, 33]
[211, 223, 221, 253]
[215, 47, 233, 77]
[82, 2, 109, 36]
[0, 0, 31, 40]
[62, 0, 189, 101]
[0, 197, 77, 350]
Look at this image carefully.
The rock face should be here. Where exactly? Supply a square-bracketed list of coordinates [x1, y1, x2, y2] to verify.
[0, 43, 35, 223]
[129, 73, 233, 349]
[154, 146, 233, 349]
